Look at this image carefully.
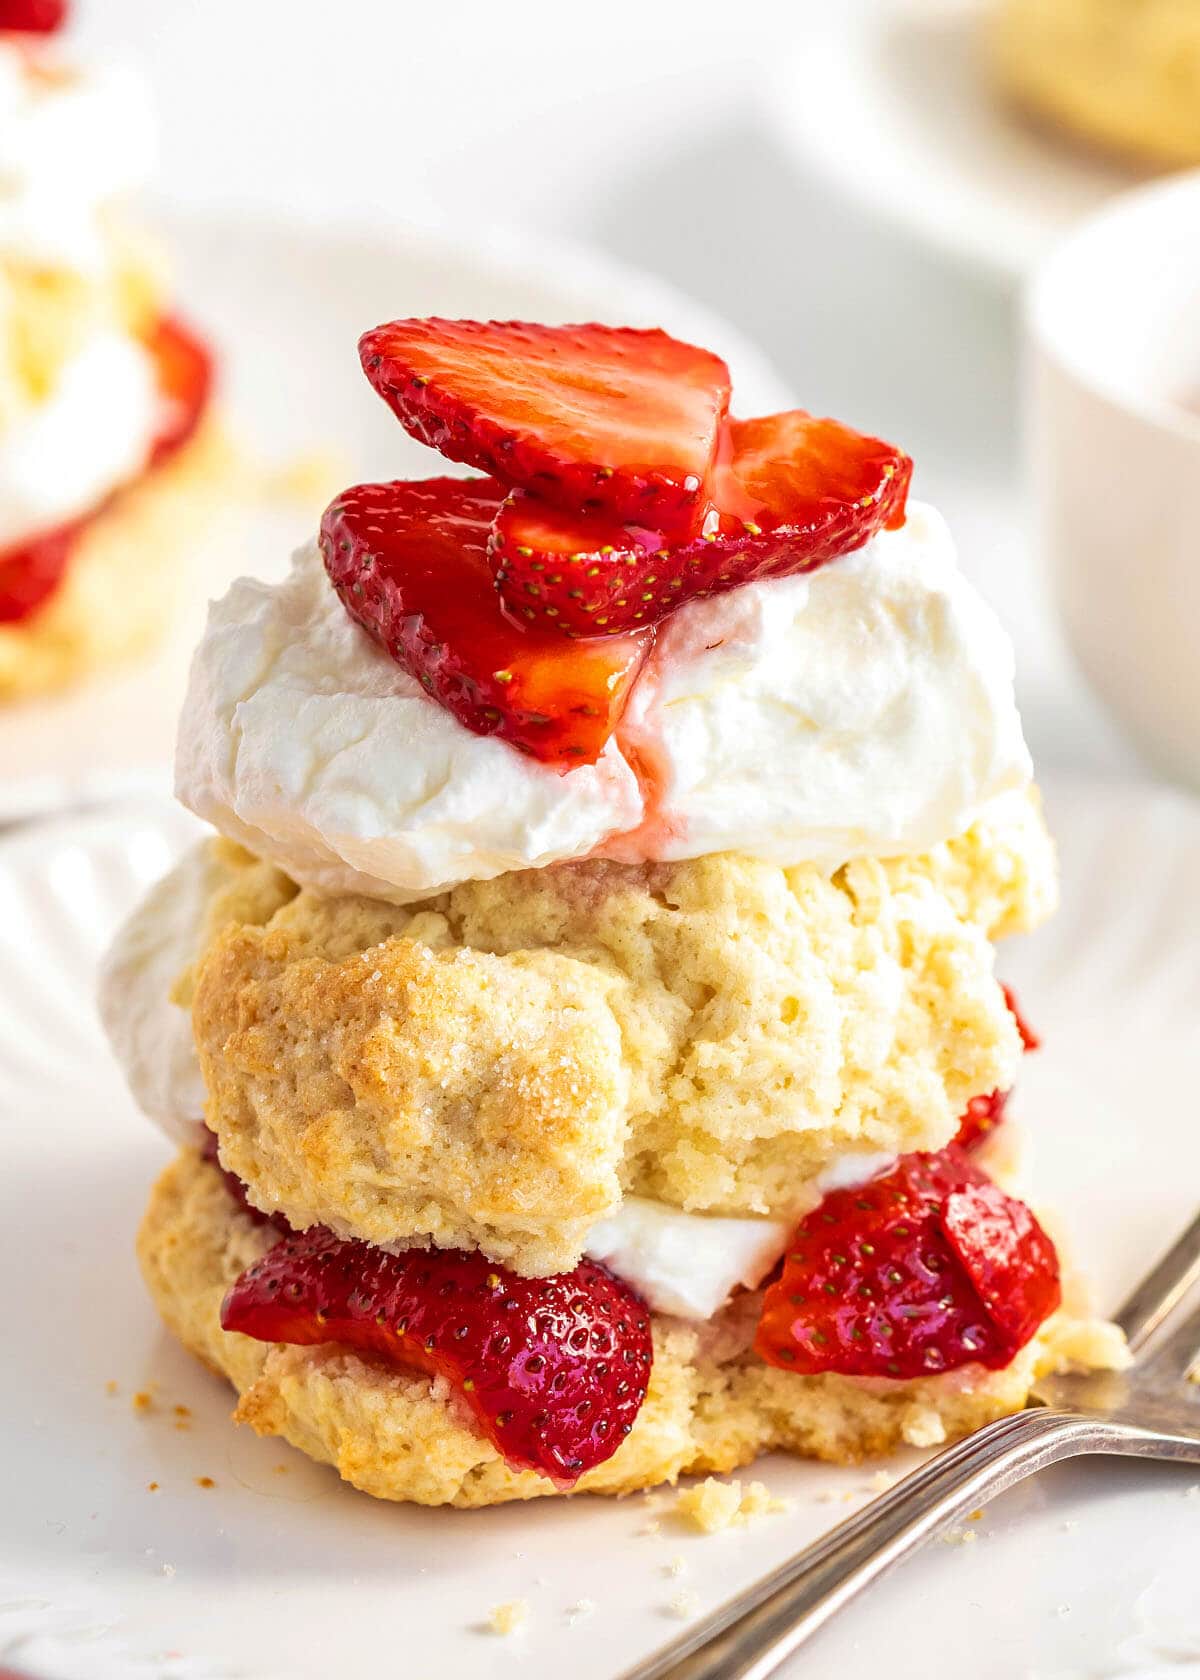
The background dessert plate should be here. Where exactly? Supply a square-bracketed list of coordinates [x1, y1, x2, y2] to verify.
[1, 774, 1198, 1679]
[0, 208, 790, 826]
[765, 1, 1138, 285]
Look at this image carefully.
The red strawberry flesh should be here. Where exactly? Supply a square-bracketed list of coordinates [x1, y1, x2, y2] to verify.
[358, 319, 731, 529]
[1001, 983, 1040, 1053]
[0, 518, 81, 623]
[321, 476, 651, 765]
[0, 312, 213, 625]
[221, 1227, 653, 1485]
[0, 0, 67, 30]
[755, 1147, 1060, 1380]
[490, 411, 913, 635]
[953, 986, 1040, 1150]
[145, 313, 214, 468]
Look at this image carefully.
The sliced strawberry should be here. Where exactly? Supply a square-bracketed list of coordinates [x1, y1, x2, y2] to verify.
[953, 1088, 1011, 1152]
[1001, 983, 1040, 1053]
[489, 411, 912, 635]
[145, 313, 214, 468]
[320, 476, 651, 766]
[0, 517, 80, 624]
[953, 986, 1040, 1151]
[0, 0, 67, 29]
[358, 319, 731, 529]
[221, 1228, 653, 1485]
[755, 1147, 1060, 1380]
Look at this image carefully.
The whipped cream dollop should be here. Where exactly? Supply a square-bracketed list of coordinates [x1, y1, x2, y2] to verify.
[0, 330, 159, 546]
[0, 43, 154, 273]
[177, 502, 1032, 903]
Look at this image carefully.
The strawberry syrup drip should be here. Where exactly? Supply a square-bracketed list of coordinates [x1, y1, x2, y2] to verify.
[0, 313, 213, 625]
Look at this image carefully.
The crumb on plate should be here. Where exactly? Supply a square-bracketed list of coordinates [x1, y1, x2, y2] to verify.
[675, 1476, 791, 1534]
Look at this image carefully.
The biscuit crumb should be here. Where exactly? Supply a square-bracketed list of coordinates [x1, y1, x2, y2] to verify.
[868, 1470, 896, 1493]
[675, 1477, 790, 1534]
[669, 1589, 700, 1620]
[194, 1476, 216, 1489]
[173, 1405, 191, 1418]
[105, 1380, 119, 1397]
[273, 1464, 289, 1475]
[132, 1391, 155, 1414]
[665, 1556, 687, 1579]
[161, 1563, 176, 1579]
[901, 1405, 946, 1448]
[147, 1482, 159, 1492]
[566, 1599, 596, 1624]
[942, 1527, 978, 1546]
[640, 1518, 662, 1536]
[488, 1599, 528, 1636]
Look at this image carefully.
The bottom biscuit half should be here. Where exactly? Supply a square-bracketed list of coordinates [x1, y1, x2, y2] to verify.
[138, 1150, 1122, 1509]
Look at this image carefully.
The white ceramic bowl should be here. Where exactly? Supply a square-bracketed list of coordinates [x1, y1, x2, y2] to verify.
[1027, 171, 1200, 788]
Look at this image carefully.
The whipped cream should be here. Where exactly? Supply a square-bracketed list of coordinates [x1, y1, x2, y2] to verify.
[97, 840, 222, 1147]
[0, 44, 154, 273]
[177, 503, 1031, 903]
[0, 329, 159, 546]
[584, 1199, 790, 1320]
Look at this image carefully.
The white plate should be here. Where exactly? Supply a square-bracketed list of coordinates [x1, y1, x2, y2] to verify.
[0, 210, 791, 825]
[1, 773, 1198, 1678]
[766, 2, 1142, 285]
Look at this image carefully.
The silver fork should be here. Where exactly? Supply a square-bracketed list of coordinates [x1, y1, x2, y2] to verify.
[621, 1212, 1200, 1680]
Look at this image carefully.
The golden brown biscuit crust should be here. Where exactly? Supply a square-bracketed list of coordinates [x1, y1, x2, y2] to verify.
[138, 1151, 1119, 1508]
[191, 801, 1053, 1274]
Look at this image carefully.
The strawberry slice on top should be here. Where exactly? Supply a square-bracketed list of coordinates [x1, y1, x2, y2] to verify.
[755, 1147, 1061, 1381]
[320, 475, 651, 766]
[358, 319, 732, 530]
[490, 410, 913, 636]
[221, 1227, 653, 1485]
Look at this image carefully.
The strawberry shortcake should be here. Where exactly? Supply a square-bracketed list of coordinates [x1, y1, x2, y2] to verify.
[102, 318, 1123, 1507]
[0, 0, 221, 699]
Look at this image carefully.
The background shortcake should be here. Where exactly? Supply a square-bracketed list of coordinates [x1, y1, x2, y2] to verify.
[0, 0, 224, 700]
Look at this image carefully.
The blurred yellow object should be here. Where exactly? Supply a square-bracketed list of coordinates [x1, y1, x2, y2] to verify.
[990, 0, 1200, 168]
[0, 228, 168, 422]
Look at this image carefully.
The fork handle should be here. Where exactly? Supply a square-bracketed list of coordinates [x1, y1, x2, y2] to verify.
[623, 1408, 1110, 1680]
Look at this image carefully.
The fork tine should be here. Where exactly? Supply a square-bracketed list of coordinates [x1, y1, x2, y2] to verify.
[1114, 1211, 1200, 1353]
[1137, 1297, 1200, 1384]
